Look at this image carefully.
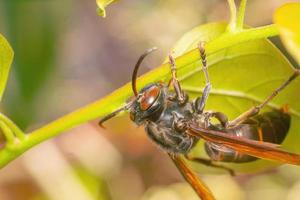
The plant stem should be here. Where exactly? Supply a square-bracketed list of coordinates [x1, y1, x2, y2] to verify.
[207, 24, 279, 53]
[0, 113, 25, 140]
[236, 0, 247, 30]
[0, 23, 279, 168]
[0, 122, 14, 145]
[227, 0, 237, 32]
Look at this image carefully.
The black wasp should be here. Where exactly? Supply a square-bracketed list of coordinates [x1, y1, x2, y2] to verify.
[99, 42, 300, 200]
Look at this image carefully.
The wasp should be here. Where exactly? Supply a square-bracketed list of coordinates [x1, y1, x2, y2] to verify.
[99, 42, 300, 200]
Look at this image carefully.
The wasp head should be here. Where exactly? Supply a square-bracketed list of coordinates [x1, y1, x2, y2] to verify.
[129, 83, 166, 125]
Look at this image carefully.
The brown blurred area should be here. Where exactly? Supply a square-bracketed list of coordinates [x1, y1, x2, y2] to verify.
[1, 0, 300, 200]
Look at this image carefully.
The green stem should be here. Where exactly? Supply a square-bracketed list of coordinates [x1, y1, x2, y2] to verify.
[227, 0, 237, 32]
[0, 121, 14, 145]
[0, 23, 279, 168]
[236, 0, 247, 30]
[0, 113, 25, 140]
[207, 24, 279, 53]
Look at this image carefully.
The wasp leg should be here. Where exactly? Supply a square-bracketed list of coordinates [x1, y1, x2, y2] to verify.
[185, 154, 235, 176]
[168, 54, 188, 105]
[194, 42, 212, 114]
[98, 103, 131, 128]
[228, 70, 300, 128]
[172, 111, 189, 132]
[166, 78, 173, 88]
[204, 111, 229, 128]
[169, 153, 216, 200]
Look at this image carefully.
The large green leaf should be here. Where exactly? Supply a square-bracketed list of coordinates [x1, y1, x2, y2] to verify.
[274, 3, 300, 65]
[169, 23, 300, 173]
[0, 34, 13, 101]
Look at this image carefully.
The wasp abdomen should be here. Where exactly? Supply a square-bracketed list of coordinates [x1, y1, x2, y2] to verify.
[205, 110, 291, 163]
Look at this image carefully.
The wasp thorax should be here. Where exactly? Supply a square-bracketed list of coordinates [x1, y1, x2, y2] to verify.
[129, 83, 166, 125]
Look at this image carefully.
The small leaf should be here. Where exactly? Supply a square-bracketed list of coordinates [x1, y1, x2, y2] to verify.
[169, 23, 300, 173]
[96, 0, 117, 17]
[0, 34, 13, 101]
[274, 3, 300, 65]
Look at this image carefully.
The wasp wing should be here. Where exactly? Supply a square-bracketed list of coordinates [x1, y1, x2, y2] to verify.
[187, 123, 300, 165]
[168, 153, 216, 200]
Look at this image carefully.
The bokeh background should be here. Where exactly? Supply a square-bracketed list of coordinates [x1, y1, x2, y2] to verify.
[0, 0, 300, 200]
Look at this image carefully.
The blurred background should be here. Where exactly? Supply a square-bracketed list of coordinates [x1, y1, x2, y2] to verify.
[0, 0, 300, 199]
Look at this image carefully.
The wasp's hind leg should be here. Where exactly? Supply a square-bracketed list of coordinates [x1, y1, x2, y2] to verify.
[228, 69, 300, 128]
[193, 42, 212, 114]
[184, 154, 235, 176]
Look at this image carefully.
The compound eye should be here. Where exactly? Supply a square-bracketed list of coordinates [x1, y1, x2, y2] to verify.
[140, 86, 160, 111]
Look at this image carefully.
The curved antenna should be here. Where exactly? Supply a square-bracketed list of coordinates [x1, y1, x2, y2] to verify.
[131, 47, 157, 96]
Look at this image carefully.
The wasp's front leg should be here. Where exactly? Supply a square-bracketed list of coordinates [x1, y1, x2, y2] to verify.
[172, 112, 189, 132]
[168, 54, 188, 105]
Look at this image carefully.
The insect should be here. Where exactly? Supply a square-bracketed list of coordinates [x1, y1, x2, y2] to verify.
[99, 42, 300, 200]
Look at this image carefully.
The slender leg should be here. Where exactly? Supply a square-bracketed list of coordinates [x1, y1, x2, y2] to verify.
[98, 103, 132, 128]
[194, 42, 212, 113]
[168, 54, 187, 105]
[168, 153, 216, 200]
[228, 70, 300, 127]
[204, 111, 229, 128]
[184, 154, 235, 176]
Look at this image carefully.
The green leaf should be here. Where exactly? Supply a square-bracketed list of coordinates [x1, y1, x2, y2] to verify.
[96, 0, 117, 17]
[0, 34, 13, 101]
[274, 3, 300, 65]
[170, 23, 300, 173]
